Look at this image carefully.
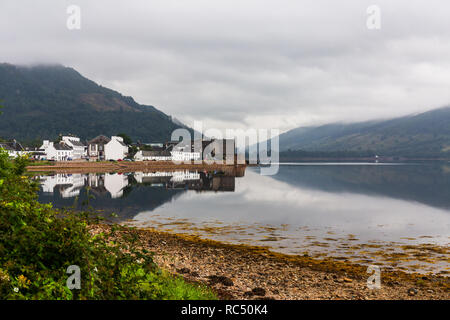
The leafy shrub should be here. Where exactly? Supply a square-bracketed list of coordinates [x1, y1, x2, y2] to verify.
[0, 149, 215, 300]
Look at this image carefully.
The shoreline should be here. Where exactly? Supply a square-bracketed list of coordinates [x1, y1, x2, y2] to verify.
[95, 224, 450, 300]
[26, 161, 247, 176]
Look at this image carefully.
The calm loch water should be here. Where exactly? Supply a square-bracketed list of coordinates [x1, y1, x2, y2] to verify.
[36, 163, 450, 274]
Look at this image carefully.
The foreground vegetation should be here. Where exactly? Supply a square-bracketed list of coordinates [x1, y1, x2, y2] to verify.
[0, 149, 216, 299]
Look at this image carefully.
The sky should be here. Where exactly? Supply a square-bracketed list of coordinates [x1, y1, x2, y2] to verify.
[1, 0, 450, 133]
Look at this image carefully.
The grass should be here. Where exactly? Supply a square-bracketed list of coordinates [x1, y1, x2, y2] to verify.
[148, 270, 216, 300]
[26, 160, 55, 166]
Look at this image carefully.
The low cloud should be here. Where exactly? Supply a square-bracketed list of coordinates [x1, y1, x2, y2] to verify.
[1, 0, 450, 132]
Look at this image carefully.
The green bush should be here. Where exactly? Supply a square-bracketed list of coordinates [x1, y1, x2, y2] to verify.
[0, 149, 216, 300]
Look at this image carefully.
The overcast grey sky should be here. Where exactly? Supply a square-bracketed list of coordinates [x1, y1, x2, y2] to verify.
[1, 0, 450, 132]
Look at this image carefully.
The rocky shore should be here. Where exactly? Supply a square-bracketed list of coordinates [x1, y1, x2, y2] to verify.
[93, 225, 449, 300]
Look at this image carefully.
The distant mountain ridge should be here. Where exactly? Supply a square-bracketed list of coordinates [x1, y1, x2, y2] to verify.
[0, 63, 186, 143]
[277, 106, 450, 157]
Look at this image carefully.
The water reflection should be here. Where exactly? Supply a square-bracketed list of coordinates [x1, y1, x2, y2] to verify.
[37, 170, 236, 221]
[36, 163, 450, 274]
[271, 163, 450, 210]
[133, 171, 235, 192]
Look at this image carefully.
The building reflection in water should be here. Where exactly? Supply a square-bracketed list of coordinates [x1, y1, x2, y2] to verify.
[40, 174, 86, 198]
[38, 170, 236, 199]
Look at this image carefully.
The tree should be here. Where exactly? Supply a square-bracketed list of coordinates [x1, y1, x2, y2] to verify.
[116, 133, 132, 145]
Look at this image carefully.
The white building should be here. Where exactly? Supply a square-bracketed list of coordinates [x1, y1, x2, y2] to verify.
[0, 140, 27, 158]
[170, 150, 201, 161]
[105, 136, 128, 160]
[167, 140, 202, 162]
[30, 149, 47, 160]
[40, 140, 74, 161]
[134, 150, 172, 161]
[87, 135, 110, 161]
[61, 136, 86, 159]
[166, 139, 234, 162]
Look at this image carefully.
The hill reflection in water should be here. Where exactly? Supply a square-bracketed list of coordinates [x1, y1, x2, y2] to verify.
[37, 170, 236, 221]
[37, 164, 450, 274]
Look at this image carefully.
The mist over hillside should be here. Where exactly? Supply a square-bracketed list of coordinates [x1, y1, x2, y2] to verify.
[276, 106, 450, 157]
[0, 63, 186, 143]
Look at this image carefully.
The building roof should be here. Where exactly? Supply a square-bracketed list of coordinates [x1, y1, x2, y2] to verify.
[88, 135, 111, 145]
[0, 141, 24, 152]
[141, 150, 171, 157]
[137, 145, 165, 152]
[54, 143, 73, 151]
[115, 140, 127, 147]
[68, 139, 85, 147]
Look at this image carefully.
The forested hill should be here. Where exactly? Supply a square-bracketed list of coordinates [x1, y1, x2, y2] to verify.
[0, 63, 186, 143]
[278, 106, 450, 157]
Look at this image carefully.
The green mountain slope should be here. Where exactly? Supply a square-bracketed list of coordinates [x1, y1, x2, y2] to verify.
[278, 107, 450, 157]
[0, 63, 185, 143]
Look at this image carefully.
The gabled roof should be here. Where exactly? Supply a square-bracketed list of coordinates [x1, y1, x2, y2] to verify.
[0, 141, 24, 152]
[115, 140, 127, 147]
[165, 139, 214, 152]
[143, 146, 165, 151]
[54, 143, 73, 151]
[68, 139, 85, 147]
[107, 137, 127, 146]
[88, 135, 111, 145]
[141, 150, 171, 157]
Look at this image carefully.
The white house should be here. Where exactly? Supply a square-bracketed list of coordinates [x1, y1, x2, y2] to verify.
[87, 135, 110, 161]
[105, 136, 128, 160]
[30, 149, 47, 160]
[171, 150, 201, 161]
[165, 139, 232, 162]
[134, 150, 172, 161]
[61, 136, 86, 159]
[40, 140, 74, 161]
[0, 140, 26, 158]
[166, 140, 202, 162]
